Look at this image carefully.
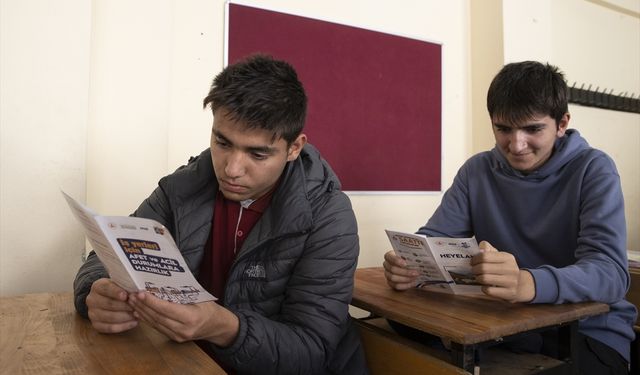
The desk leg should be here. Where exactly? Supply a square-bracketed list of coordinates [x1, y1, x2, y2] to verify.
[557, 322, 579, 375]
[450, 342, 477, 374]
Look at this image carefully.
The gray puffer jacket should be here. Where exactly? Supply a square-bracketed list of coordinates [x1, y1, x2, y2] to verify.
[73, 144, 368, 375]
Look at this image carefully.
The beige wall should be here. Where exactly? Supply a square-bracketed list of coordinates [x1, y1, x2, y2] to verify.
[0, 0, 91, 295]
[86, 0, 220, 217]
[469, 0, 504, 153]
[1, 0, 638, 296]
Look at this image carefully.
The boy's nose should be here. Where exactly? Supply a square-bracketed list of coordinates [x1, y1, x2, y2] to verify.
[225, 152, 246, 178]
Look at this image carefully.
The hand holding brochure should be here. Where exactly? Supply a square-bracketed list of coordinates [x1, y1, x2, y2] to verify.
[63, 191, 215, 304]
[385, 229, 483, 295]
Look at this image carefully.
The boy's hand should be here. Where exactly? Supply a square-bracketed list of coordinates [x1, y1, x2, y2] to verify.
[471, 241, 535, 303]
[383, 250, 420, 291]
[128, 291, 239, 347]
[86, 278, 138, 333]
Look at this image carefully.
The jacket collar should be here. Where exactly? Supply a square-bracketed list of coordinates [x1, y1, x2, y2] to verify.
[235, 149, 315, 257]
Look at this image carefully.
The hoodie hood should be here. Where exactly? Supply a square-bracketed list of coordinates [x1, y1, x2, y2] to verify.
[490, 129, 590, 180]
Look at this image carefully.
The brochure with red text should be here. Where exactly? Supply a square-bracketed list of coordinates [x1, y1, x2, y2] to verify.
[385, 230, 483, 295]
[63, 191, 216, 304]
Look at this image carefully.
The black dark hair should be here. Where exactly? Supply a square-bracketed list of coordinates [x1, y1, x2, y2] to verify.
[487, 61, 568, 126]
[203, 54, 307, 144]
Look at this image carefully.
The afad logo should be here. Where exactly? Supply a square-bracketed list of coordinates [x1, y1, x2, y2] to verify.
[393, 235, 423, 248]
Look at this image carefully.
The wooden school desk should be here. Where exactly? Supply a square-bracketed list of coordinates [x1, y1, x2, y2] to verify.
[352, 267, 609, 374]
[626, 264, 640, 374]
[0, 292, 226, 374]
[627, 265, 640, 324]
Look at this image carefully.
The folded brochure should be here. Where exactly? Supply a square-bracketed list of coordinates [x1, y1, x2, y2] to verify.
[386, 229, 483, 295]
[63, 191, 215, 304]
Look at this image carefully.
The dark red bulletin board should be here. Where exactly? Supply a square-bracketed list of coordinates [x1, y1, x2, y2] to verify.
[227, 3, 442, 191]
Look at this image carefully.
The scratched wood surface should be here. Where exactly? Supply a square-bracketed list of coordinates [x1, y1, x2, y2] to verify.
[0, 292, 226, 374]
[352, 267, 609, 345]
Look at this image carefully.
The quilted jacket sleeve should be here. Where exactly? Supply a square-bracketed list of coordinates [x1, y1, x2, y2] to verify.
[73, 251, 109, 319]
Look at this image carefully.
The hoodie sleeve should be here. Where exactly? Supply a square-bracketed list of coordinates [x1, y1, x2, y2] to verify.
[529, 154, 629, 304]
[417, 161, 475, 238]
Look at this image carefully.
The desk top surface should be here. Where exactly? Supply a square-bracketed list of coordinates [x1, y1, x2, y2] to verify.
[0, 292, 226, 374]
[353, 267, 609, 345]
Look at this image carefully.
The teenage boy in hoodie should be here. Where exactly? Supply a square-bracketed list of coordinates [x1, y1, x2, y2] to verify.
[383, 61, 636, 374]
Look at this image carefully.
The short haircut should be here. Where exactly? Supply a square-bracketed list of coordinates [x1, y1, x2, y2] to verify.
[487, 61, 569, 126]
[203, 54, 307, 144]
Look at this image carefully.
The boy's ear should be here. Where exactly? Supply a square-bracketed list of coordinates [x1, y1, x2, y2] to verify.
[557, 113, 570, 136]
[286, 134, 307, 161]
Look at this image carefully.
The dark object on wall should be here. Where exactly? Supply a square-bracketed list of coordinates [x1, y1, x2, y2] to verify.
[227, 3, 442, 192]
[568, 83, 640, 114]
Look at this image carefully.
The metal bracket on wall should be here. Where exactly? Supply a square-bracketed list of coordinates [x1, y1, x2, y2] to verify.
[568, 83, 640, 114]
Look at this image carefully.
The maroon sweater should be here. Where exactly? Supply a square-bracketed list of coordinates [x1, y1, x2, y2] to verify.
[198, 189, 274, 302]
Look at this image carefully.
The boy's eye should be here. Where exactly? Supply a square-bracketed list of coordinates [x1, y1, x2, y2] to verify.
[215, 138, 230, 148]
[251, 152, 268, 160]
[524, 127, 543, 133]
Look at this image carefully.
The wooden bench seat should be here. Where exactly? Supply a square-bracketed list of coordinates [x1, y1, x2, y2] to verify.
[357, 317, 565, 375]
[355, 318, 470, 375]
